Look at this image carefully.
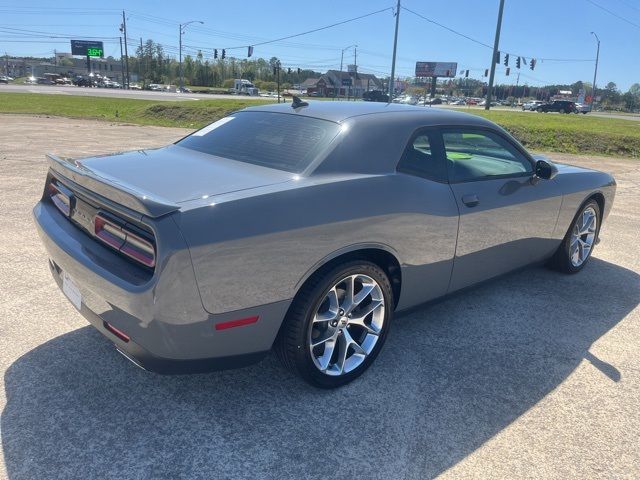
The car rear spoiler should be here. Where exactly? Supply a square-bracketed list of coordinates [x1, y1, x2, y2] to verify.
[46, 153, 180, 218]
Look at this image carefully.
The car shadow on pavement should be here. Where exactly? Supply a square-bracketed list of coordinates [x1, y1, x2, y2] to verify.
[2, 258, 638, 480]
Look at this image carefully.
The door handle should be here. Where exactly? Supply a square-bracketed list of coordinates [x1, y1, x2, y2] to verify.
[462, 194, 479, 207]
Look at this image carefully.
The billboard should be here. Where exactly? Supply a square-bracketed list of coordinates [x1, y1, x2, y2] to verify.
[415, 62, 458, 78]
[70, 40, 104, 58]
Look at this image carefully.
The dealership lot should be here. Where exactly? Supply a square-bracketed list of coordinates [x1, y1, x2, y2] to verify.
[1, 114, 638, 479]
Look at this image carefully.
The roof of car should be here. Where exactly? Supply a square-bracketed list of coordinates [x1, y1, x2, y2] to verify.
[241, 100, 494, 127]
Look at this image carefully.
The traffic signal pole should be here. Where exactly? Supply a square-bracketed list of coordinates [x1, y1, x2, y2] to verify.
[485, 0, 505, 111]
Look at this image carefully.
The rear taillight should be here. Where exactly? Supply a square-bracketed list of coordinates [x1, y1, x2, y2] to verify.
[94, 213, 156, 268]
[48, 181, 71, 216]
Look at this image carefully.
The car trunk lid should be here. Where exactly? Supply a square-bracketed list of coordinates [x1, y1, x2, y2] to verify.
[47, 145, 293, 217]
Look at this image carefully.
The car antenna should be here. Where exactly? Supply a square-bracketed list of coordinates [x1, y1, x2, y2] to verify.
[291, 95, 309, 109]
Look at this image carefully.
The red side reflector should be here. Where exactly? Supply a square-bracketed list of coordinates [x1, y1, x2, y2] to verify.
[214, 315, 259, 331]
[103, 321, 130, 342]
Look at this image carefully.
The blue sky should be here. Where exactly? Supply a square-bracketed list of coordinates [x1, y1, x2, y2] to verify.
[1, 0, 639, 90]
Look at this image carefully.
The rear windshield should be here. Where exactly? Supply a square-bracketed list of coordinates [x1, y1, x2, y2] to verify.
[177, 111, 341, 173]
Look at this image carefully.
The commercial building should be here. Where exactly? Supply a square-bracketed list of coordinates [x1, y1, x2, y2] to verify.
[303, 68, 383, 98]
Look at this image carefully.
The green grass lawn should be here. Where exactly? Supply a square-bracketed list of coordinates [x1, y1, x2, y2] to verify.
[0, 92, 271, 129]
[1, 92, 639, 157]
[474, 109, 640, 158]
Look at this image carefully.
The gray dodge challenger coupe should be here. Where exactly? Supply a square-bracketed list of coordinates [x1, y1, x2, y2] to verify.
[34, 100, 616, 388]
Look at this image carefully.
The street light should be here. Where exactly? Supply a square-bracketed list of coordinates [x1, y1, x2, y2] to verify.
[340, 44, 357, 72]
[590, 31, 600, 111]
[179, 20, 204, 90]
[339, 44, 357, 99]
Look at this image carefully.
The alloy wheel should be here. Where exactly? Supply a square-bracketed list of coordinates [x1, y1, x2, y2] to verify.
[308, 274, 385, 376]
[570, 206, 597, 267]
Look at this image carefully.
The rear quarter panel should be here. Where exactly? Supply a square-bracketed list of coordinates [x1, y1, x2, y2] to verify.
[176, 174, 459, 314]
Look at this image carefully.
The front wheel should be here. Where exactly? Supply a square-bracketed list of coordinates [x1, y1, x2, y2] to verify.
[549, 200, 600, 273]
[275, 261, 393, 388]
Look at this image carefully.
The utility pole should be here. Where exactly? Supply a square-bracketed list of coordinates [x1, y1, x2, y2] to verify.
[485, 0, 505, 110]
[354, 46, 357, 100]
[140, 37, 144, 88]
[389, 0, 401, 100]
[121, 11, 130, 89]
[276, 61, 281, 103]
[119, 37, 125, 88]
[590, 32, 600, 112]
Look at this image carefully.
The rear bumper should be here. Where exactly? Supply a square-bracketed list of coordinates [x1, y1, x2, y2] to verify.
[33, 201, 291, 373]
[47, 259, 269, 373]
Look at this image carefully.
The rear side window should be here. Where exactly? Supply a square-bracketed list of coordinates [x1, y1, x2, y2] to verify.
[397, 131, 447, 182]
[178, 111, 341, 173]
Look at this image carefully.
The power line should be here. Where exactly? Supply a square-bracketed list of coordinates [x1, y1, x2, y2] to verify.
[402, 6, 493, 49]
[585, 0, 640, 29]
[402, 5, 595, 63]
[613, 0, 640, 13]
[220, 6, 393, 50]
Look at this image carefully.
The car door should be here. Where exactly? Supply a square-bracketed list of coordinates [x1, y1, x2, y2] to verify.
[394, 128, 459, 306]
[441, 127, 562, 292]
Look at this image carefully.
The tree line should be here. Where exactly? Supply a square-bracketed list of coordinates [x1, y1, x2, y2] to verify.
[129, 39, 320, 90]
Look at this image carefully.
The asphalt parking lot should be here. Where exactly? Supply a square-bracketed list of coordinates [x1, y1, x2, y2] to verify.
[1, 114, 638, 479]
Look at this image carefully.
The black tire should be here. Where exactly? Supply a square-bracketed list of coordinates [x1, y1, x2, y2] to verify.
[548, 199, 601, 273]
[536, 107, 543, 112]
[275, 260, 394, 388]
[560, 108, 567, 114]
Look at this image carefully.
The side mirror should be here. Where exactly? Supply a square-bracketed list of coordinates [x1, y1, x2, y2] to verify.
[535, 159, 558, 180]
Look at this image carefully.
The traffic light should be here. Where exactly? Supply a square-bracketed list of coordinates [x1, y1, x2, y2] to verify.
[221, 49, 226, 59]
[287, 68, 291, 74]
[247, 46, 253, 57]
[484, 69, 489, 77]
[465, 69, 469, 78]
[214, 49, 218, 59]
[505, 67, 510, 76]
[504, 53, 509, 66]
[516, 56, 521, 69]
[297, 68, 301, 74]
[495, 51, 500, 64]
[530, 58, 536, 70]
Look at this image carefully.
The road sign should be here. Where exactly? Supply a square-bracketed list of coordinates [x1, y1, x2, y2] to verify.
[415, 62, 458, 78]
[341, 78, 352, 87]
[71, 40, 104, 58]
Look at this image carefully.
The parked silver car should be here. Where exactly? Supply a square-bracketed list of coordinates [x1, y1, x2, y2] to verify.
[34, 101, 616, 387]
[522, 100, 544, 111]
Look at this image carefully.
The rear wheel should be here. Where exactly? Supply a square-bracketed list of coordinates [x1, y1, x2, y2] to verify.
[549, 200, 600, 273]
[276, 261, 393, 388]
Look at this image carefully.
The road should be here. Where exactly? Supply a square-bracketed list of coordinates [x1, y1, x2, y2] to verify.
[438, 103, 640, 121]
[0, 83, 275, 102]
[2, 84, 639, 121]
[1, 115, 638, 479]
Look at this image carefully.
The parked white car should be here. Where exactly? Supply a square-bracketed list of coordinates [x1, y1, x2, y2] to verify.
[522, 100, 544, 111]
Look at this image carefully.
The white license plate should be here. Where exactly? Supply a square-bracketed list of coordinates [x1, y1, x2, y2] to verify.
[62, 271, 82, 310]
